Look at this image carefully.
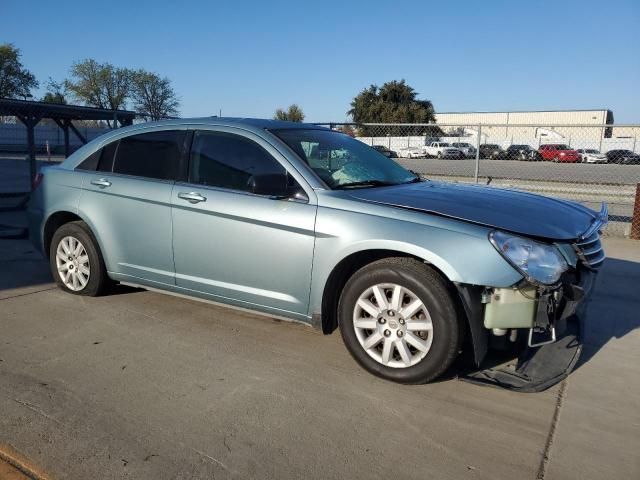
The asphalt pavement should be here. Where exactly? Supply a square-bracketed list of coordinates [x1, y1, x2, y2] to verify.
[0, 216, 638, 479]
[396, 157, 640, 185]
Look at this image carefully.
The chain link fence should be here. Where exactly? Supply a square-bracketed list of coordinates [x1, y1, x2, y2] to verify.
[319, 122, 640, 239]
[2, 118, 639, 239]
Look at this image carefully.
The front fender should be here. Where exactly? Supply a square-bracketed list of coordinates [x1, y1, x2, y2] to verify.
[309, 196, 523, 315]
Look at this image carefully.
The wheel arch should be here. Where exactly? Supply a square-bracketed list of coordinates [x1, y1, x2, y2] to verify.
[43, 211, 83, 258]
[43, 210, 110, 271]
[319, 248, 458, 335]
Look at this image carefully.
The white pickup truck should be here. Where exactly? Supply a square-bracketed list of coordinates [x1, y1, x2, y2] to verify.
[422, 141, 464, 159]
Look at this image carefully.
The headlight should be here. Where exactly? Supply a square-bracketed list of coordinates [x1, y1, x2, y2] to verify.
[489, 231, 568, 285]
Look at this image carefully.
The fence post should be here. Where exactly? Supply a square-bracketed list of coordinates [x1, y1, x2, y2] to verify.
[474, 124, 482, 183]
[632, 183, 640, 240]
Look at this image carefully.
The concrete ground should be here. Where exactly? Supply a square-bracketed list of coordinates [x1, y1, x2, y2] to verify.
[0, 226, 638, 478]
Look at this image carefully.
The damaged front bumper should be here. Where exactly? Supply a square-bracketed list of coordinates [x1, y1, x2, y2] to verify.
[456, 267, 597, 392]
[484, 267, 596, 347]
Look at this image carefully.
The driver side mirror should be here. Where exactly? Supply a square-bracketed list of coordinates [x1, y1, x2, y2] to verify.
[247, 173, 306, 201]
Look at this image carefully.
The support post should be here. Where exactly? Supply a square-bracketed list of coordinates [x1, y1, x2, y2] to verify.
[16, 114, 42, 191]
[64, 121, 70, 157]
[632, 183, 640, 240]
[474, 125, 482, 183]
[53, 118, 71, 158]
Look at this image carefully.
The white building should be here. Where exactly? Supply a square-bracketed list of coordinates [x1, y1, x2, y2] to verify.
[432, 109, 638, 151]
[356, 109, 639, 153]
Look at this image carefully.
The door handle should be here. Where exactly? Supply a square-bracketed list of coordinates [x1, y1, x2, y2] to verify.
[90, 178, 112, 188]
[178, 192, 207, 204]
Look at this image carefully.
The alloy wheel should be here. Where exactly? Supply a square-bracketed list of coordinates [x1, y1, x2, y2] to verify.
[352, 283, 434, 368]
[55, 236, 90, 291]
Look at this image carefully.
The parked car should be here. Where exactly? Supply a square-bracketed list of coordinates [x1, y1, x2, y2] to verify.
[372, 145, 398, 158]
[423, 141, 465, 159]
[398, 147, 425, 158]
[505, 144, 542, 161]
[605, 149, 640, 165]
[479, 144, 505, 159]
[28, 118, 607, 386]
[451, 142, 477, 158]
[575, 149, 607, 164]
[538, 144, 580, 162]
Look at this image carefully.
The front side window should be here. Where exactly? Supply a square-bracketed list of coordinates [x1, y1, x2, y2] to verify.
[273, 128, 417, 189]
[112, 130, 185, 180]
[189, 131, 287, 192]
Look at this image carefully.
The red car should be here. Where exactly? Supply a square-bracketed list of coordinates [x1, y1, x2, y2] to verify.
[538, 144, 580, 162]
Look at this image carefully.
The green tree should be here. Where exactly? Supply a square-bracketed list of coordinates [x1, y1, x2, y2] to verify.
[65, 59, 130, 125]
[274, 104, 305, 122]
[0, 43, 38, 99]
[348, 80, 440, 136]
[130, 70, 180, 120]
[41, 77, 68, 104]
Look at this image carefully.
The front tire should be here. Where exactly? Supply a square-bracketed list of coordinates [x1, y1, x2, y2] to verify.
[338, 258, 461, 384]
[50, 221, 109, 296]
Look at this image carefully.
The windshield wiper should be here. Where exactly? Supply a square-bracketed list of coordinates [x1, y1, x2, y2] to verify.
[334, 180, 396, 189]
[404, 176, 423, 184]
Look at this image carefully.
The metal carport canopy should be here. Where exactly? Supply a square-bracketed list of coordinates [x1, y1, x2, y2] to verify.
[0, 98, 136, 189]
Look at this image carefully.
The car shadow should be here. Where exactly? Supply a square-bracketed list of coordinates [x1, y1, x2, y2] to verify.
[574, 257, 640, 370]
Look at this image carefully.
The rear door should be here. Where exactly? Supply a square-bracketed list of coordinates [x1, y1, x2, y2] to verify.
[79, 129, 187, 285]
[171, 127, 317, 316]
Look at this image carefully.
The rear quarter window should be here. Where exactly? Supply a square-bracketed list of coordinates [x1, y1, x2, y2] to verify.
[74, 141, 119, 172]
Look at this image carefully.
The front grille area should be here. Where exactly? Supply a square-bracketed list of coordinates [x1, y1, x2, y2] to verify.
[575, 232, 605, 269]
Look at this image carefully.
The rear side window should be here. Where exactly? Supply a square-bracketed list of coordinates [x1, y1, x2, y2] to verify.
[112, 130, 185, 180]
[189, 131, 286, 192]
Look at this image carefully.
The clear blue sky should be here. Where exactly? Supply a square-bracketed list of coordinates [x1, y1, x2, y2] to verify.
[3, 0, 639, 122]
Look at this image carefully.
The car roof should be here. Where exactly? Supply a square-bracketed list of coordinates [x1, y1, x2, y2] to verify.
[93, 117, 328, 143]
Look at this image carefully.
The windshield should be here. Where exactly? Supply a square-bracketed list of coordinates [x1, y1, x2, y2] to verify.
[272, 128, 417, 189]
[556, 145, 571, 150]
[452, 143, 470, 147]
[585, 149, 599, 154]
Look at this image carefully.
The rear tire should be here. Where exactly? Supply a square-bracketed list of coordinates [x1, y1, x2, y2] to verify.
[338, 258, 461, 384]
[49, 221, 109, 296]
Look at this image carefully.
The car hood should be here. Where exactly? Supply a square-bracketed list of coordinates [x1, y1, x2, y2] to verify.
[349, 180, 599, 241]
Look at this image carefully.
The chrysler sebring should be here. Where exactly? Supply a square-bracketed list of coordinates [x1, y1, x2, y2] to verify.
[28, 118, 606, 386]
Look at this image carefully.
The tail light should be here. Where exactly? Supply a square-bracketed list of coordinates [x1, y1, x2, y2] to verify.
[32, 172, 44, 190]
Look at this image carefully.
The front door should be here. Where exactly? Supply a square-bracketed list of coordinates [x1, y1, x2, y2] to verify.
[171, 128, 317, 316]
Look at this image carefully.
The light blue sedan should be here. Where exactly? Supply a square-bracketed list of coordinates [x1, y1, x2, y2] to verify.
[27, 118, 607, 387]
